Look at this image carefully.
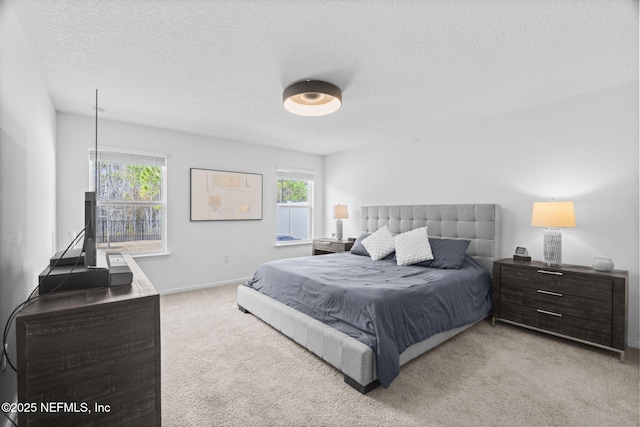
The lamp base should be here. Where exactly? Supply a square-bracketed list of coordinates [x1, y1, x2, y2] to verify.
[543, 228, 562, 265]
[336, 219, 343, 241]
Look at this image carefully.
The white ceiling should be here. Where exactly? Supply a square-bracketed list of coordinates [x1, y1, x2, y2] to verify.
[12, 0, 639, 156]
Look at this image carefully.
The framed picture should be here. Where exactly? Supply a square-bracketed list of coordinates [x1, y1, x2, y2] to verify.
[190, 168, 263, 221]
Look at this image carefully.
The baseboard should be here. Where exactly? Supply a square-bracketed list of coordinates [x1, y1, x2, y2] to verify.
[159, 277, 252, 295]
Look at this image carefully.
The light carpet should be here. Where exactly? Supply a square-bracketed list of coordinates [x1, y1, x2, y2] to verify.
[161, 284, 639, 426]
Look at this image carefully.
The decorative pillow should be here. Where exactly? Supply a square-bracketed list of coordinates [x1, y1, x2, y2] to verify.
[361, 226, 395, 261]
[394, 227, 434, 266]
[415, 238, 470, 269]
[350, 233, 371, 256]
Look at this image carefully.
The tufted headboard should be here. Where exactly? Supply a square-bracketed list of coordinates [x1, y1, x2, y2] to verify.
[360, 204, 501, 273]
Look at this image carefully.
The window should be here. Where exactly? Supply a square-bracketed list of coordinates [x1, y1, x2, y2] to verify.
[276, 169, 314, 244]
[90, 149, 167, 255]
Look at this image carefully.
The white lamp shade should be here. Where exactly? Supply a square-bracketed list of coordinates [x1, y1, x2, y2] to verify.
[333, 204, 349, 219]
[531, 201, 576, 228]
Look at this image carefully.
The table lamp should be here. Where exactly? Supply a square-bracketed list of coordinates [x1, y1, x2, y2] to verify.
[332, 204, 349, 240]
[531, 200, 576, 265]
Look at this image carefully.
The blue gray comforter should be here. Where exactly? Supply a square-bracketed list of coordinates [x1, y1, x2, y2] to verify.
[246, 252, 492, 388]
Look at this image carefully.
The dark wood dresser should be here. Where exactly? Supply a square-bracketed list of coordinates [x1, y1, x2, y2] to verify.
[492, 258, 628, 360]
[16, 255, 161, 426]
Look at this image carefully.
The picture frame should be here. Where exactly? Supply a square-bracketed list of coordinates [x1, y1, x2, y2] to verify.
[190, 168, 263, 221]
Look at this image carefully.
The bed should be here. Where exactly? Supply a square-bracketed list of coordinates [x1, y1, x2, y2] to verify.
[237, 204, 501, 393]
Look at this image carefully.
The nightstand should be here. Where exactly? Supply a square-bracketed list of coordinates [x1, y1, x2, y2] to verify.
[312, 238, 354, 255]
[492, 258, 628, 361]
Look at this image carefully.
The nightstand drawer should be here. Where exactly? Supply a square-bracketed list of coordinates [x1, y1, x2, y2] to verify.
[501, 265, 612, 301]
[501, 302, 613, 347]
[501, 285, 612, 325]
[313, 240, 344, 252]
[312, 239, 354, 255]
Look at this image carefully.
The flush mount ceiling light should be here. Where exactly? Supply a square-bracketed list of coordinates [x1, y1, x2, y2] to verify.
[283, 80, 342, 116]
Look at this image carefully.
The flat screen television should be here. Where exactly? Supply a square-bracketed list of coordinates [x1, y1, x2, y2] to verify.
[49, 191, 97, 267]
[82, 191, 97, 267]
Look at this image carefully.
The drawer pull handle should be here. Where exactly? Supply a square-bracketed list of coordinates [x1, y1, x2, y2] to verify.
[537, 309, 562, 317]
[537, 270, 563, 276]
[536, 289, 563, 297]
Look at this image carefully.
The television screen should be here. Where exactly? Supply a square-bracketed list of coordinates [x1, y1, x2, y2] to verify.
[82, 191, 97, 267]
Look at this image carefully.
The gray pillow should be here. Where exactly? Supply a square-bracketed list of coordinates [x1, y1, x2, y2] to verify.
[350, 233, 396, 260]
[350, 233, 371, 256]
[414, 238, 470, 269]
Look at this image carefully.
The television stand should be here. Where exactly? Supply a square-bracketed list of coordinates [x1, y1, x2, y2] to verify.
[49, 247, 84, 266]
[39, 251, 133, 294]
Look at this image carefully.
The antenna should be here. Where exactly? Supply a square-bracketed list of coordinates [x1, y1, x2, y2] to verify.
[83, 89, 100, 267]
[95, 89, 99, 193]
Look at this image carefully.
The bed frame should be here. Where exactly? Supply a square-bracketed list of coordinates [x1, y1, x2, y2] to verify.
[237, 204, 501, 393]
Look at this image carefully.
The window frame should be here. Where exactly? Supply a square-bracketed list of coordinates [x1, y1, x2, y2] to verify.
[275, 169, 314, 246]
[89, 147, 168, 256]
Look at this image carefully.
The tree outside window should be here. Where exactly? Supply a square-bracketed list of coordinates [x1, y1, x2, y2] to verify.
[90, 150, 167, 254]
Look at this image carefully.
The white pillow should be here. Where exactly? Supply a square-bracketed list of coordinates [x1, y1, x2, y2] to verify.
[394, 227, 434, 266]
[361, 225, 395, 261]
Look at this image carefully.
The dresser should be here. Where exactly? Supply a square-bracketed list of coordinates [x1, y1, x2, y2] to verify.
[16, 255, 161, 426]
[312, 238, 354, 255]
[492, 258, 628, 360]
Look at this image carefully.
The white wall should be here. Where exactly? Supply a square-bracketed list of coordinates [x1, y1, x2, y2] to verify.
[324, 83, 639, 347]
[0, 0, 56, 412]
[56, 113, 323, 293]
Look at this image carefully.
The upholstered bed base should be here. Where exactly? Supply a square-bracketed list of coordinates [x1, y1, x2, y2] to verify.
[237, 204, 500, 393]
[237, 284, 474, 393]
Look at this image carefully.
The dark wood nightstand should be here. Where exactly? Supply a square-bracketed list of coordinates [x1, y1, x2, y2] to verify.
[312, 238, 354, 255]
[492, 258, 628, 360]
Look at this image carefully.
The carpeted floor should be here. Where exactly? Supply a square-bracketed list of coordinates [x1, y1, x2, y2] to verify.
[161, 284, 639, 426]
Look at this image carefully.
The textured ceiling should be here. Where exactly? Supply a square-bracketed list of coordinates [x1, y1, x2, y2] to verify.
[11, 0, 639, 155]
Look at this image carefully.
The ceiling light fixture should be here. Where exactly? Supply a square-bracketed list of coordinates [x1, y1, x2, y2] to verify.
[283, 80, 342, 116]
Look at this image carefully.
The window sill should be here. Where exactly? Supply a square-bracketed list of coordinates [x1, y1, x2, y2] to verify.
[131, 251, 171, 259]
[274, 240, 312, 247]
